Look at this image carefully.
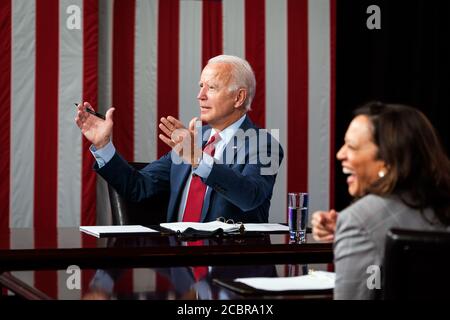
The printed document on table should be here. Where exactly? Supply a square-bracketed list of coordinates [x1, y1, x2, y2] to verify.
[160, 221, 240, 233]
[241, 223, 289, 232]
[234, 271, 335, 291]
[160, 221, 289, 233]
[79, 225, 158, 238]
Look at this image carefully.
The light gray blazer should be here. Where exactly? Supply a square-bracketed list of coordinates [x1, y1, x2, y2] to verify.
[333, 194, 448, 300]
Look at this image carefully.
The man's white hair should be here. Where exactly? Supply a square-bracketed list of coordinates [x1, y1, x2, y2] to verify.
[207, 55, 256, 111]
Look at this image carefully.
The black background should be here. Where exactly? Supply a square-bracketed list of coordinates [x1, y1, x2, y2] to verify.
[335, 0, 450, 210]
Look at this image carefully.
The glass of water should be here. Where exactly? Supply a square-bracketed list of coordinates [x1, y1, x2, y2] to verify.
[288, 192, 308, 243]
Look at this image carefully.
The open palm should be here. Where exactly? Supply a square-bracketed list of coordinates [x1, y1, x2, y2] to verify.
[75, 102, 114, 149]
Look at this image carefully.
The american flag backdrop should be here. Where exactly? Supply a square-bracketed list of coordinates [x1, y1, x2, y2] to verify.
[0, 0, 335, 299]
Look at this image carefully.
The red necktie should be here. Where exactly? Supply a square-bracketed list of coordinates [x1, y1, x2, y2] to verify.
[193, 266, 208, 281]
[182, 133, 221, 222]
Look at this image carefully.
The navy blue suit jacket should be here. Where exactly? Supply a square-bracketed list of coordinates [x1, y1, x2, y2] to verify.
[96, 116, 283, 223]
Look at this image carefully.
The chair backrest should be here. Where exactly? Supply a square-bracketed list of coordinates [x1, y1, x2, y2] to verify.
[383, 228, 450, 300]
[107, 162, 169, 225]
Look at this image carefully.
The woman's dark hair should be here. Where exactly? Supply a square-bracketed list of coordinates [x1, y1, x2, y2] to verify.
[354, 101, 450, 225]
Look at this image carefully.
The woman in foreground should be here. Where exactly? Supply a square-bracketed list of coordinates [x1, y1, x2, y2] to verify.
[312, 102, 450, 299]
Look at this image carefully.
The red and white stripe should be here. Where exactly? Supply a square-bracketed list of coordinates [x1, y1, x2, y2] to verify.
[1, 0, 98, 298]
[102, 0, 335, 221]
[0, 0, 335, 298]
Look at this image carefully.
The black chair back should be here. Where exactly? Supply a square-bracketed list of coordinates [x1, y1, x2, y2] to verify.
[107, 162, 169, 225]
[383, 228, 450, 300]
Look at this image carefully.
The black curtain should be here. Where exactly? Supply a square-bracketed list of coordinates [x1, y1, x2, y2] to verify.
[336, 0, 450, 210]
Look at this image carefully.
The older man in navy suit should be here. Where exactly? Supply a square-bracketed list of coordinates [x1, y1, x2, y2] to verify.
[75, 55, 283, 223]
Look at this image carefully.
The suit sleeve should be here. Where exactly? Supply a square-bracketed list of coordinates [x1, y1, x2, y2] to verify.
[204, 131, 284, 212]
[333, 204, 379, 300]
[95, 151, 171, 202]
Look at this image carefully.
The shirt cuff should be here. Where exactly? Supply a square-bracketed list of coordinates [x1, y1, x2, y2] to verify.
[193, 153, 214, 179]
[90, 141, 116, 169]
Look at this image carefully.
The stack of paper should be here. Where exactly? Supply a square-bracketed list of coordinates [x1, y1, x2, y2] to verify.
[160, 221, 289, 233]
[160, 221, 240, 233]
[79, 225, 158, 238]
[238, 223, 289, 232]
[234, 271, 335, 291]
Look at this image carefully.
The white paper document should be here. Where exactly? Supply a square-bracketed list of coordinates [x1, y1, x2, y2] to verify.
[160, 221, 240, 233]
[240, 223, 289, 232]
[160, 221, 289, 233]
[234, 271, 335, 291]
[79, 225, 158, 238]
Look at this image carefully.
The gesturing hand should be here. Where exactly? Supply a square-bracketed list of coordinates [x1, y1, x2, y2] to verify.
[158, 116, 202, 166]
[75, 102, 115, 149]
[311, 209, 337, 242]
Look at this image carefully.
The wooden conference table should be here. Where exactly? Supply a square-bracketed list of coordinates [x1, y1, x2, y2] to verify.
[0, 226, 333, 300]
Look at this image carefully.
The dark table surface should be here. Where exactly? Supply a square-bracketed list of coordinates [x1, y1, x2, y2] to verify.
[0, 227, 334, 300]
[1, 264, 334, 300]
[0, 227, 333, 271]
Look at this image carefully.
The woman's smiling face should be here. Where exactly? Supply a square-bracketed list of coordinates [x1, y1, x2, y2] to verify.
[337, 115, 387, 197]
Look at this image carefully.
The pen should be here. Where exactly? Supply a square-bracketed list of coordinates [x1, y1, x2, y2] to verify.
[74, 103, 106, 120]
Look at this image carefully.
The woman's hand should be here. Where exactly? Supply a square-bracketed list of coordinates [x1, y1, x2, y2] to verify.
[311, 209, 337, 242]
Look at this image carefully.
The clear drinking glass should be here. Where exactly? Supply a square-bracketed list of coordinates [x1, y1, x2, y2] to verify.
[288, 192, 308, 243]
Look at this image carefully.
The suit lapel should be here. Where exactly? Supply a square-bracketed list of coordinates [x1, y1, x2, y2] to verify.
[168, 162, 191, 222]
[169, 125, 214, 222]
[172, 124, 211, 202]
[220, 116, 256, 168]
[200, 117, 257, 221]
[200, 187, 213, 222]
[199, 125, 212, 221]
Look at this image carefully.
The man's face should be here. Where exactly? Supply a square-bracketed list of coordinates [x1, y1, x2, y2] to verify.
[197, 63, 240, 129]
